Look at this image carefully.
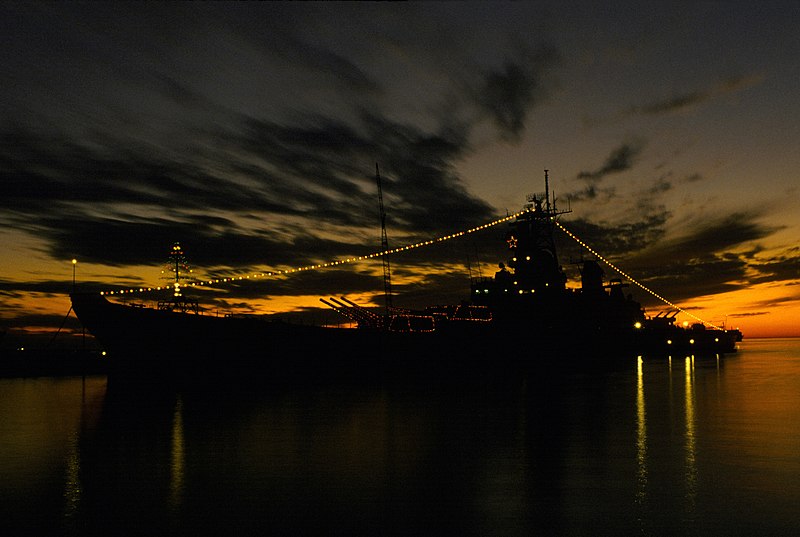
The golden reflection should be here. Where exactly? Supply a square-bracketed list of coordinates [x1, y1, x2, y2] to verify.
[62, 377, 106, 530]
[63, 429, 81, 524]
[636, 356, 647, 507]
[170, 396, 185, 512]
[684, 356, 697, 513]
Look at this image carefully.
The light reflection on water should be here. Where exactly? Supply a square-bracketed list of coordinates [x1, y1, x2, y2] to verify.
[635, 356, 647, 513]
[684, 356, 697, 520]
[170, 396, 185, 516]
[2, 339, 800, 535]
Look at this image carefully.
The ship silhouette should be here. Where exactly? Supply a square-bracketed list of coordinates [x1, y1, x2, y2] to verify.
[71, 172, 740, 378]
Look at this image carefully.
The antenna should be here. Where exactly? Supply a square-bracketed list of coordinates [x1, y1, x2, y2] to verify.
[544, 169, 551, 213]
[376, 164, 393, 313]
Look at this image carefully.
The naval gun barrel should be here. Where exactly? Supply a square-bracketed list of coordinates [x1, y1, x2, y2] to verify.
[339, 296, 382, 320]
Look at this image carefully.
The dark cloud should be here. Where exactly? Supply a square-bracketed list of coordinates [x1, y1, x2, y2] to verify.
[632, 256, 749, 307]
[0, 280, 74, 296]
[150, 73, 213, 110]
[577, 141, 645, 182]
[728, 311, 770, 318]
[1, 311, 77, 330]
[201, 269, 384, 301]
[563, 185, 619, 204]
[475, 46, 559, 141]
[750, 255, 800, 284]
[1, 2, 559, 294]
[2, 107, 499, 270]
[556, 211, 670, 262]
[749, 290, 800, 309]
[602, 212, 778, 307]
[627, 74, 764, 116]
[626, 212, 780, 268]
[391, 270, 477, 308]
[648, 177, 672, 195]
[552, 210, 793, 312]
[634, 91, 710, 115]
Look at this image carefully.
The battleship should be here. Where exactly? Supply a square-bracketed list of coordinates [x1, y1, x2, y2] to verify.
[70, 172, 741, 377]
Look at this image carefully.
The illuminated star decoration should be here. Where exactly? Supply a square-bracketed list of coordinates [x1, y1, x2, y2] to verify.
[506, 236, 518, 249]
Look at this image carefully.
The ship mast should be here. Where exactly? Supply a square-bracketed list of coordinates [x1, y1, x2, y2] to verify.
[162, 242, 191, 298]
[545, 169, 551, 213]
[376, 164, 393, 313]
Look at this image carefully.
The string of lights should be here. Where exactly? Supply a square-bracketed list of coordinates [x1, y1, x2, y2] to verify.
[554, 221, 721, 329]
[99, 209, 530, 296]
[97, 209, 717, 329]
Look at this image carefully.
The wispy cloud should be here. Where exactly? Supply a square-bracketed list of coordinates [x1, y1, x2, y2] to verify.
[576, 141, 646, 182]
[474, 46, 559, 141]
[627, 74, 764, 116]
[553, 209, 791, 310]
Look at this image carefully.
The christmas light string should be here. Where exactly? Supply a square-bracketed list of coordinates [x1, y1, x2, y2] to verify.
[97, 209, 720, 330]
[555, 221, 722, 329]
[99, 209, 529, 296]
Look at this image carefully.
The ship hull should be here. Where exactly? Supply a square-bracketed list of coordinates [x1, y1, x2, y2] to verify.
[71, 293, 388, 378]
[70, 294, 503, 379]
[71, 293, 737, 380]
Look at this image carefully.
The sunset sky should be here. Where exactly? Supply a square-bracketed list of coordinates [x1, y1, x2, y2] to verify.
[2, 2, 799, 347]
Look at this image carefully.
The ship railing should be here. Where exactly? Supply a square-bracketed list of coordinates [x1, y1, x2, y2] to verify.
[388, 314, 435, 333]
[450, 304, 492, 322]
[157, 298, 201, 314]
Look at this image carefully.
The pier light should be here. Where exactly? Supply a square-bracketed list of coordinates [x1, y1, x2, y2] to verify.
[634, 321, 642, 329]
[689, 339, 695, 344]
[667, 339, 672, 345]
[715, 338, 719, 342]
[71, 258, 77, 290]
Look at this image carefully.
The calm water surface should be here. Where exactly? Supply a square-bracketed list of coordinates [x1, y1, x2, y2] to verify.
[2, 338, 799, 536]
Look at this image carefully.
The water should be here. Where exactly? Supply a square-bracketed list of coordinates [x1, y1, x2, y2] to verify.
[2, 339, 800, 536]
